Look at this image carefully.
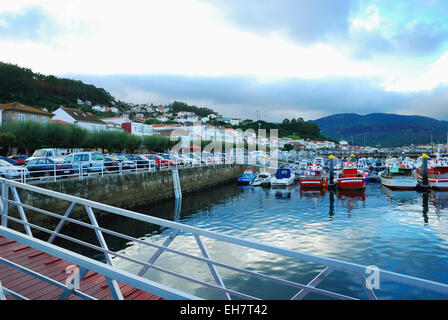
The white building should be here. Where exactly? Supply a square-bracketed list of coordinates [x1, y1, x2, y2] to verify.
[122, 122, 154, 137]
[340, 140, 349, 151]
[52, 107, 108, 131]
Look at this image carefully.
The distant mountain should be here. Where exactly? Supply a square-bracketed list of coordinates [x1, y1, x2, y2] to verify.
[311, 113, 448, 147]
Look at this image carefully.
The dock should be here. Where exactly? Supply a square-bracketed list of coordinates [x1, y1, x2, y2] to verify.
[0, 236, 161, 300]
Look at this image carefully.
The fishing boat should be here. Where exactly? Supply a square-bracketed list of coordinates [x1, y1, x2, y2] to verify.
[336, 159, 366, 190]
[417, 154, 448, 190]
[270, 168, 295, 187]
[237, 170, 258, 185]
[250, 171, 272, 186]
[379, 161, 417, 190]
[299, 163, 327, 189]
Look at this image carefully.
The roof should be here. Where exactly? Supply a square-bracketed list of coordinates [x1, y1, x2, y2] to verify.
[0, 102, 54, 116]
[52, 120, 72, 126]
[60, 107, 106, 124]
[152, 124, 182, 128]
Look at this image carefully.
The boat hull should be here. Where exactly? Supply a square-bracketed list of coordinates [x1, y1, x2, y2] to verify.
[271, 178, 295, 186]
[337, 178, 366, 190]
[299, 177, 325, 189]
[417, 176, 448, 190]
[380, 174, 417, 190]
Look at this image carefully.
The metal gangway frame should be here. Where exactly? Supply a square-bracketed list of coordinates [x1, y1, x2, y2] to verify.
[1, 178, 448, 300]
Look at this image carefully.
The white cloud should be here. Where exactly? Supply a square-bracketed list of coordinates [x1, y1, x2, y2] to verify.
[0, 0, 380, 80]
[382, 50, 448, 92]
[350, 5, 383, 31]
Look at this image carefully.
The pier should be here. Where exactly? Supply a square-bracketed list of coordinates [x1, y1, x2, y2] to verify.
[1, 177, 448, 300]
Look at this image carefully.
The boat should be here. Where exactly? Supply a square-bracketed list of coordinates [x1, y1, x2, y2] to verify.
[299, 163, 327, 189]
[368, 159, 385, 182]
[336, 159, 366, 190]
[250, 171, 272, 186]
[270, 168, 295, 187]
[237, 170, 258, 185]
[379, 160, 417, 190]
[417, 154, 448, 190]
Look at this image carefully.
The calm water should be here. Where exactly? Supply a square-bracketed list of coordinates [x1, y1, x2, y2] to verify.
[55, 181, 448, 300]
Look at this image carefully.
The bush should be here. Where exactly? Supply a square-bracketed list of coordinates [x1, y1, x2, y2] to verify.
[0, 132, 16, 156]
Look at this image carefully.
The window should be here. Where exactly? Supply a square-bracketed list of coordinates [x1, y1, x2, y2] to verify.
[42, 117, 47, 124]
[74, 154, 86, 162]
[19, 114, 25, 122]
[31, 115, 36, 123]
[92, 153, 103, 161]
[65, 156, 73, 162]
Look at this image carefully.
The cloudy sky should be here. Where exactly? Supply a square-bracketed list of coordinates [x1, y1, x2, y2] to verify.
[1, 0, 448, 121]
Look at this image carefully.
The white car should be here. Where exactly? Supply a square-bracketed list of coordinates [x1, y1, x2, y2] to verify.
[0, 159, 29, 180]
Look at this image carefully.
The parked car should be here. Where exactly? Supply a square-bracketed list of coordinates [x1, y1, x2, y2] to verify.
[124, 155, 151, 169]
[25, 158, 74, 177]
[157, 153, 187, 165]
[178, 154, 199, 166]
[63, 151, 104, 173]
[0, 156, 19, 166]
[8, 155, 29, 165]
[103, 156, 121, 171]
[0, 159, 29, 179]
[145, 154, 174, 167]
[113, 155, 137, 170]
[27, 149, 60, 162]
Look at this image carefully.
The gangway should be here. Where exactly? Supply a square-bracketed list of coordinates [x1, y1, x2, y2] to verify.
[1, 178, 448, 300]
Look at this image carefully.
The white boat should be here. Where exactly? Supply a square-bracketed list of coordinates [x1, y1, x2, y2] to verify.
[250, 171, 272, 186]
[379, 161, 417, 190]
[270, 168, 295, 186]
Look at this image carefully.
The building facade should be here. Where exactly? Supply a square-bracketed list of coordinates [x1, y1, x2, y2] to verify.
[0, 102, 54, 125]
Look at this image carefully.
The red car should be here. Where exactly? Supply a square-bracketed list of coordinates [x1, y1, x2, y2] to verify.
[145, 154, 174, 167]
[8, 155, 29, 165]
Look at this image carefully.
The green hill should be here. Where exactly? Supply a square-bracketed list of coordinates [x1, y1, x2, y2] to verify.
[312, 113, 448, 147]
[0, 61, 115, 111]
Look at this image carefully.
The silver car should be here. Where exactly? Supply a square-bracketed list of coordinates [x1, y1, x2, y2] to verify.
[0, 159, 29, 180]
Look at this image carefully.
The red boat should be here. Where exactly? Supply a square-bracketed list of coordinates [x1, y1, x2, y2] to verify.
[299, 163, 327, 189]
[417, 156, 448, 190]
[337, 161, 366, 190]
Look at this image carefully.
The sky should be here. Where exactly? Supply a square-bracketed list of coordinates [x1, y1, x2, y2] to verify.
[1, 0, 448, 121]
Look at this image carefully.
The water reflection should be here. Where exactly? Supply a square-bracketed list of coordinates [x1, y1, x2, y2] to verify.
[380, 185, 418, 204]
[55, 182, 448, 299]
[337, 190, 366, 214]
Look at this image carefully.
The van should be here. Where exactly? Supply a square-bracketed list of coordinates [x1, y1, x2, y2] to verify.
[64, 151, 104, 173]
[28, 148, 83, 162]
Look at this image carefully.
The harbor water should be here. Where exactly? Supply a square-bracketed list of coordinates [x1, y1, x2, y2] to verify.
[57, 181, 448, 300]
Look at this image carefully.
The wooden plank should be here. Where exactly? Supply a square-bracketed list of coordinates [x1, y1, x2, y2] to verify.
[0, 237, 162, 300]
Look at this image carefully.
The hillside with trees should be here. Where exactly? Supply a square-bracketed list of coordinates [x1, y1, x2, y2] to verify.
[0, 61, 115, 111]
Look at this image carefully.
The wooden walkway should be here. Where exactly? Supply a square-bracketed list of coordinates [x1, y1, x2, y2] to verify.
[0, 236, 163, 300]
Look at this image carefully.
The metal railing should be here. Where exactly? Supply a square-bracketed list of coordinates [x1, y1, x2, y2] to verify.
[1, 178, 448, 300]
[2, 155, 285, 185]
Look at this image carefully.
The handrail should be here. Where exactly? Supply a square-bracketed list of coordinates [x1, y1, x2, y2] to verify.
[2, 178, 448, 299]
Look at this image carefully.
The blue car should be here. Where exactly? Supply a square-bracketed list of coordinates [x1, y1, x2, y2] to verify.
[25, 158, 74, 177]
[0, 156, 19, 165]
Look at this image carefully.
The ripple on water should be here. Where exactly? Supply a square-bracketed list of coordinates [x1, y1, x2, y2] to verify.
[109, 183, 448, 299]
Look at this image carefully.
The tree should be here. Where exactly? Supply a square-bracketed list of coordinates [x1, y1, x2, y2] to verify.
[0, 132, 16, 156]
